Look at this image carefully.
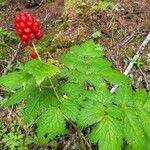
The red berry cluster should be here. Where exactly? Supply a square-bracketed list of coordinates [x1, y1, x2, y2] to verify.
[14, 11, 43, 47]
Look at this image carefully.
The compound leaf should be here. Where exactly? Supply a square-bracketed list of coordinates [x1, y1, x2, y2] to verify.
[37, 106, 65, 145]
[78, 101, 106, 126]
[60, 96, 79, 122]
[89, 116, 123, 150]
[23, 88, 58, 123]
[23, 60, 59, 84]
[100, 69, 130, 85]
[4, 84, 35, 107]
[124, 108, 145, 150]
[0, 71, 32, 90]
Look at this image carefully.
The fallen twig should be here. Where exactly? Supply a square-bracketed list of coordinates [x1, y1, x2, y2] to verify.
[63, 135, 75, 150]
[110, 32, 150, 93]
[2, 43, 21, 76]
[139, 67, 150, 91]
[80, 133, 93, 150]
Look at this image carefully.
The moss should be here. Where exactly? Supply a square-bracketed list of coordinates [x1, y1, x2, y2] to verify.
[0, 47, 13, 59]
[0, 30, 19, 59]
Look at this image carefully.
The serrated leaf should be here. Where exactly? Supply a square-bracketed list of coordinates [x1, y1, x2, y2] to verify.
[89, 116, 123, 150]
[60, 96, 79, 122]
[144, 99, 150, 112]
[23, 88, 59, 123]
[124, 108, 145, 149]
[100, 69, 130, 85]
[37, 106, 65, 145]
[23, 60, 59, 84]
[69, 40, 102, 58]
[134, 89, 150, 139]
[78, 101, 106, 126]
[0, 71, 32, 90]
[106, 104, 124, 120]
[4, 84, 35, 107]
[59, 83, 84, 100]
[134, 89, 149, 107]
[114, 86, 134, 106]
[136, 110, 150, 139]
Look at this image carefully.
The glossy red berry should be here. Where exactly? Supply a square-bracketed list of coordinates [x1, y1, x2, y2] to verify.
[32, 26, 39, 33]
[33, 21, 39, 27]
[20, 15, 27, 22]
[21, 40, 28, 47]
[17, 29, 23, 35]
[19, 11, 27, 16]
[15, 23, 20, 29]
[26, 21, 32, 27]
[15, 16, 21, 23]
[30, 51, 37, 59]
[36, 30, 43, 39]
[28, 33, 35, 40]
[24, 28, 31, 34]
[21, 34, 28, 41]
[19, 22, 26, 29]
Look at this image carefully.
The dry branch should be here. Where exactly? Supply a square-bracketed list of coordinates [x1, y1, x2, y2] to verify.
[2, 43, 21, 76]
[110, 32, 150, 93]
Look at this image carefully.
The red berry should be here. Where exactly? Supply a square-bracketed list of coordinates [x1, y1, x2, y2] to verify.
[17, 29, 23, 35]
[36, 30, 43, 39]
[26, 13, 32, 18]
[20, 15, 27, 22]
[27, 16, 33, 22]
[19, 22, 26, 29]
[26, 21, 32, 27]
[21, 34, 28, 41]
[28, 33, 35, 40]
[24, 28, 31, 34]
[15, 23, 20, 29]
[19, 11, 27, 16]
[32, 26, 39, 33]
[30, 51, 37, 59]
[33, 21, 39, 27]
[15, 16, 21, 23]
[21, 40, 28, 47]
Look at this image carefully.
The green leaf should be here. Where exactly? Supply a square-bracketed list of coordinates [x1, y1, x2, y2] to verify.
[134, 89, 150, 139]
[37, 106, 65, 145]
[114, 86, 134, 106]
[0, 71, 32, 90]
[60, 96, 79, 122]
[59, 83, 84, 99]
[124, 108, 145, 150]
[68, 40, 103, 58]
[23, 88, 58, 123]
[89, 116, 123, 150]
[23, 60, 59, 84]
[78, 101, 106, 126]
[4, 84, 35, 107]
[134, 89, 149, 107]
[100, 69, 130, 85]
[106, 104, 124, 120]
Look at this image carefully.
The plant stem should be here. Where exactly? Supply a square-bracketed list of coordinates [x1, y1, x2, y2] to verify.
[32, 42, 62, 103]
[48, 78, 62, 103]
[32, 43, 42, 61]
[69, 120, 86, 150]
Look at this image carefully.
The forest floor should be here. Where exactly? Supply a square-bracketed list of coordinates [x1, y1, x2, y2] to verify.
[0, 0, 150, 149]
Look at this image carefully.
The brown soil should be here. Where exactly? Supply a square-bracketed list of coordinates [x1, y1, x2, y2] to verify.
[0, 0, 63, 29]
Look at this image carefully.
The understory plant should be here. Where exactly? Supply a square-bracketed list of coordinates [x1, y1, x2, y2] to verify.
[0, 11, 150, 150]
